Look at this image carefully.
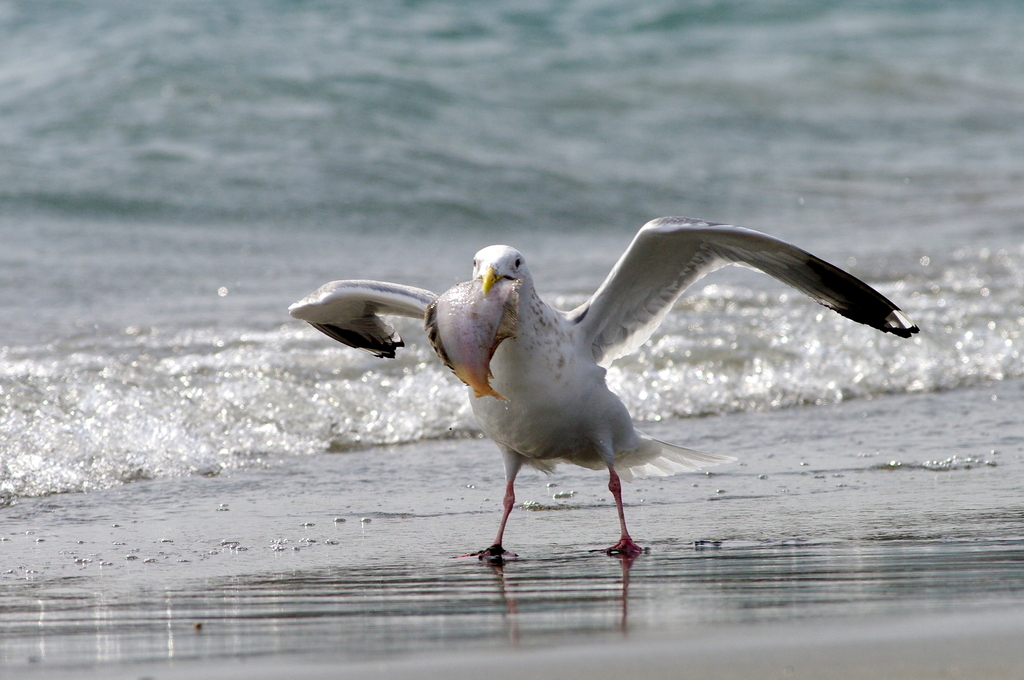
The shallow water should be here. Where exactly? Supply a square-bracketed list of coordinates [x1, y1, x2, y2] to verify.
[2, 377, 1022, 669]
[3, 225, 1023, 500]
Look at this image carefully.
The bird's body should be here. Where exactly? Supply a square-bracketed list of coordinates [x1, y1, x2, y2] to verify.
[469, 269, 710, 475]
[290, 217, 919, 558]
[472, 271, 633, 469]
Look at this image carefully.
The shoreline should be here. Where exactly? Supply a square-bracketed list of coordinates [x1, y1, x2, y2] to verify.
[3, 379, 1023, 677]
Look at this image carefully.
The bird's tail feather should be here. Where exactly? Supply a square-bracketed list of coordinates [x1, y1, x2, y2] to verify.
[618, 433, 735, 482]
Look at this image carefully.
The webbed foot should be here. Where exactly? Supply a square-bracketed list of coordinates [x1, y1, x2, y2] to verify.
[604, 537, 645, 557]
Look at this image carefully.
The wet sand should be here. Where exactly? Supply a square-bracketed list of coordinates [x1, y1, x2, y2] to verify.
[71, 608, 1024, 680]
[4, 378, 1024, 678]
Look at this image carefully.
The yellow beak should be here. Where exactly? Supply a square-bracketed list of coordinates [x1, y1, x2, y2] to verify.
[481, 266, 498, 295]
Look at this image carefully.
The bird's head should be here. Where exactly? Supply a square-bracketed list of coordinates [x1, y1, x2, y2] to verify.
[472, 245, 527, 295]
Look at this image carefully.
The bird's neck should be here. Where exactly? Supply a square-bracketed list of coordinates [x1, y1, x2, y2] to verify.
[513, 276, 564, 332]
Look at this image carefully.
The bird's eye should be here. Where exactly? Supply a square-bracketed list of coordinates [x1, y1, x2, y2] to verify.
[515, 258, 521, 268]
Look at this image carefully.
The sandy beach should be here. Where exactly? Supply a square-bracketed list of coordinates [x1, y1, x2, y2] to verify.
[5, 378, 1023, 678]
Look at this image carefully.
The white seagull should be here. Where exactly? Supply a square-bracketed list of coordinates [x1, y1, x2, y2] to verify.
[290, 217, 918, 558]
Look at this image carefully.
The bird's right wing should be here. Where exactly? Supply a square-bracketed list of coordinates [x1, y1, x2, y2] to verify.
[289, 280, 437, 358]
[569, 217, 919, 367]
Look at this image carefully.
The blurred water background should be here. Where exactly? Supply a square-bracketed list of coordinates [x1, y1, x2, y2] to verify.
[3, 0, 1022, 500]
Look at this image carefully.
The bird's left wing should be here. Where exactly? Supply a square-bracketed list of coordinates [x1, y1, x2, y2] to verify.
[569, 217, 919, 367]
[289, 280, 437, 358]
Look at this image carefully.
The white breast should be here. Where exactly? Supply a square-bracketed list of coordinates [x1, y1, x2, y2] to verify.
[469, 284, 640, 468]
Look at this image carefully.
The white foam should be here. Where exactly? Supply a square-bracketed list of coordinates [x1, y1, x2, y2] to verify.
[2, 249, 1022, 501]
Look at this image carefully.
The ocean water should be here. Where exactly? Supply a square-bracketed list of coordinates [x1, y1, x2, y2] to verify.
[2, 0, 1024, 672]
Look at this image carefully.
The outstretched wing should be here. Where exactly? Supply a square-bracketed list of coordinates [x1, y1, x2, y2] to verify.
[568, 217, 919, 366]
[289, 280, 437, 358]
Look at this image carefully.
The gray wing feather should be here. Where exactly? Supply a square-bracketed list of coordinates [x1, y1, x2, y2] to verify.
[289, 280, 437, 358]
[570, 217, 919, 366]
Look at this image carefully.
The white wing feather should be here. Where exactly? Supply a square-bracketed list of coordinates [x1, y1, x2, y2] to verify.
[289, 280, 436, 358]
[569, 217, 918, 366]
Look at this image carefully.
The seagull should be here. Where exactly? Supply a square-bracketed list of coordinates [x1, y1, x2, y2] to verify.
[289, 217, 919, 559]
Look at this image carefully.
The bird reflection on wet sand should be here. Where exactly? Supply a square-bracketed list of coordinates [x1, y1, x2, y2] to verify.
[485, 552, 639, 643]
[486, 561, 520, 644]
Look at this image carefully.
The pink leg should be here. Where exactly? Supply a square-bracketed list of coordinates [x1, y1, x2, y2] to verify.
[605, 467, 644, 557]
[492, 478, 516, 548]
[459, 478, 518, 561]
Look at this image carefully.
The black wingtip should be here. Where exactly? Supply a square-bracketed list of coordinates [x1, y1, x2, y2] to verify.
[310, 322, 404, 359]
